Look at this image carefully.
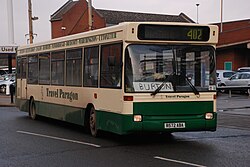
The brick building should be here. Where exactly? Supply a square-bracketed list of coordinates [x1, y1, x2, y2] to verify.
[215, 19, 250, 71]
[50, 0, 194, 39]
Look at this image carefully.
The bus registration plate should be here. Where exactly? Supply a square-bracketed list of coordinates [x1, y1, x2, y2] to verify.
[164, 122, 185, 129]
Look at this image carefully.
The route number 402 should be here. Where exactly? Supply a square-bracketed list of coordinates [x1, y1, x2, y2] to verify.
[187, 29, 202, 40]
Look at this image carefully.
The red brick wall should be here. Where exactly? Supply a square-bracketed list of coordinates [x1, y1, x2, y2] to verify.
[235, 49, 250, 68]
[218, 27, 250, 46]
[218, 19, 250, 32]
[215, 19, 250, 71]
[51, 21, 63, 39]
[217, 49, 235, 70]
[217, 48, 250, 71]
[51, 0, 106, 39]
[216, 20, 250, 46]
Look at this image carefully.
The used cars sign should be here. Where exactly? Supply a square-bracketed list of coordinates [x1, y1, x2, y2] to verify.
[0, 46, 17, 54]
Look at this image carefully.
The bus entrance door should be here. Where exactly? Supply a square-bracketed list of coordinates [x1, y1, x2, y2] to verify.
[17, 57, 27, 100]
[16, 78, 27, 100]
[20, 79, 27, 99]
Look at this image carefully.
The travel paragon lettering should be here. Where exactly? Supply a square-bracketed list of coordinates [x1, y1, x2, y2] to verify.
[46, 88, 78, 102]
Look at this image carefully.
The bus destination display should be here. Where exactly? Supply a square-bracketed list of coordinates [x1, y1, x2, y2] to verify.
[138, 24, 210, 41]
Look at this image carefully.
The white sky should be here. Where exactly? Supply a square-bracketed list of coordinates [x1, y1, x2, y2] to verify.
[0, 0, 249, 45]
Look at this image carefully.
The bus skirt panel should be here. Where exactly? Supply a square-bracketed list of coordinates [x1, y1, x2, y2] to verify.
[16, 99, 217, 135]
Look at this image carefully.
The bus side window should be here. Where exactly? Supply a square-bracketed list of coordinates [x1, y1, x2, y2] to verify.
[51, 51, 65, 85]
[100, 43, 122, 88]
[66, 49, 82, 86]
[21, 57, 27, 79]
[39, 53, 50, 85]
[83, 46, 99, 87]
[28, 55, 38, 84]
[16, 57, 22, 79]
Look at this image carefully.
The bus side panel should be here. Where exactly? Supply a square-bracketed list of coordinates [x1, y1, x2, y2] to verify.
[36, 102, 85, 126]
[16, 98, 29, 113]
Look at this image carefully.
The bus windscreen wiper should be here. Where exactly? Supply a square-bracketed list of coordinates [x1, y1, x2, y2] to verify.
[185, 76, 200, 96]
[151, 73, 174, 96]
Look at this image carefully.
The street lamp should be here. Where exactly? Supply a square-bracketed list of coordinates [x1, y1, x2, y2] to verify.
[196, 3, 200, 24]
[220, 0, 223, 33]
[28, 0, 38, 44]
[88, 0, 93, 30]
[7, 0, 14, 44]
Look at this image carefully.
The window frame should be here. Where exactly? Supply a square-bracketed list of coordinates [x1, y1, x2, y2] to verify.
[66, 48, 83, 87]
[83, 46, 100, 88]
[100, 43, 123, 89]
[27, 54, 39, 84]
[38, 52, 51, 85]
[51, 50, 65, 86]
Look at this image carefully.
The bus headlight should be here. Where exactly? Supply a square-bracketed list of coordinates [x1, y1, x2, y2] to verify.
[205, 113, 213, 120]
[134, 115, 142, 122]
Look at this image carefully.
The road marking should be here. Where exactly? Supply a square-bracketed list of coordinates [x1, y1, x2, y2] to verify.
[154, 156, 206, 167]
[17, 130, 101, 148]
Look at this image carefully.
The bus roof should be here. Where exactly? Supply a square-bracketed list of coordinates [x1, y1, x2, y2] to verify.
[17, 22, 218, 56]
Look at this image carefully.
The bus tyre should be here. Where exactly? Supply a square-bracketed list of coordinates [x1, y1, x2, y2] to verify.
[248, 89, 250, 95]
[89, 106, 98, 137]
[29, 98, 37, 120]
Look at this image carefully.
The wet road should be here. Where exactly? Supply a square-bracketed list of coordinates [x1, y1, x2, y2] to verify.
[0, 94, 249, 167]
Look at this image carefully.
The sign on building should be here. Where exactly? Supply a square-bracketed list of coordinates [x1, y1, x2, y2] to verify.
[0, 46, 17, 54]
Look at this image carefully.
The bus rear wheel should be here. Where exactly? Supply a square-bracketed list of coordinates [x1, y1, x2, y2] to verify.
[29, 98, 37, 120]
[89, 106, 98, 137]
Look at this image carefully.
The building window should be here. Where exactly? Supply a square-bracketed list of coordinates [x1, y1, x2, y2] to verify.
[84, 46, 99, 87]
[100, 43, 122, 88]
[51, 51, 65, 85]
[39, 53, 50, 85]
[66, 49, 82, 86]
[28, 55, 38, 84]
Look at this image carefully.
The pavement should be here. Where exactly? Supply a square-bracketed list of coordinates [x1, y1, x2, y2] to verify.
[0, 93, 16, 107]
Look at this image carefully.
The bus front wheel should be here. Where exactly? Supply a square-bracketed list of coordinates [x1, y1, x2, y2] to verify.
[89, 106, 98, 137]
[29, 98, 37, 120]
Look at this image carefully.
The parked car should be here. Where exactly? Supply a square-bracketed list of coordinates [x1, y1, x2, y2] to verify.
[216, 70, 236, 92]
[224, 72, 250, 94]
[0, 66, 16, 76]
[0, 74, 15, 93]
[237, 67, 250, 72]
[0, 69, 8, 76]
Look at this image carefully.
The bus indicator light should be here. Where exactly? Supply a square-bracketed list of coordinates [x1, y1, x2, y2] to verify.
[94, 93, 97, 99]
[124, 96, 133, 101]
[205, 113, 213, 120]
[134, 115, 142, 122]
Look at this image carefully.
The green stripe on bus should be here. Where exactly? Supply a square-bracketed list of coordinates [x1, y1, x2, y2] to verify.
[133, 101, 214, 116]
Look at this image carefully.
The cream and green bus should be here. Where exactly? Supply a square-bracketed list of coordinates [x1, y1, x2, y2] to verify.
[16, 22, 218, 136]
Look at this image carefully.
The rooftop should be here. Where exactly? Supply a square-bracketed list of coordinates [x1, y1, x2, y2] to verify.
[50, 0, 194, 24]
